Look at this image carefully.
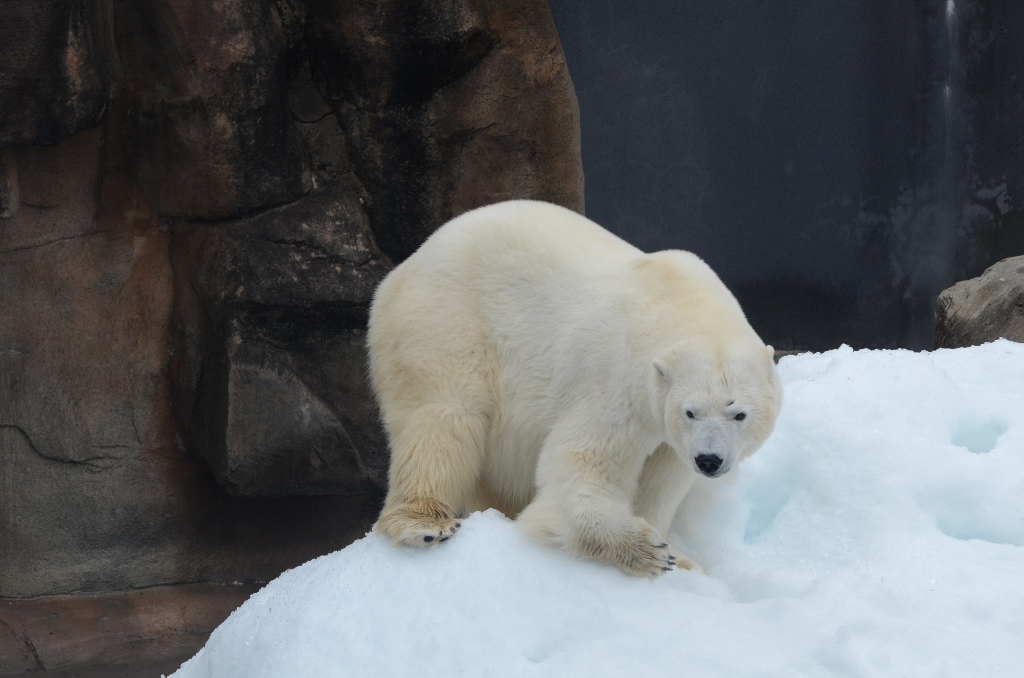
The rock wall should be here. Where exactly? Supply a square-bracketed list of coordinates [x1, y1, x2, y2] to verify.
[0, 0, 583, 598]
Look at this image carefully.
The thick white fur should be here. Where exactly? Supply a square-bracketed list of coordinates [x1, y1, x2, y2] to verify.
[369, 200, 782, 576]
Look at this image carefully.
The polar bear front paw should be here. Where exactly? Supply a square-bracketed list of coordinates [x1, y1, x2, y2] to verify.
[664, 545, 703, 574]
[579, 523, 701, 578]
[377, 500, 462, 548]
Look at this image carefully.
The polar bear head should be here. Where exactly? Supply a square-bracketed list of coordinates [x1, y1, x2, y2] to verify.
[650, 339, 782, 478]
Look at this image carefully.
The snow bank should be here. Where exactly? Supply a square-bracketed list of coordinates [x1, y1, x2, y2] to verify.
[171, 341, 1024, 678]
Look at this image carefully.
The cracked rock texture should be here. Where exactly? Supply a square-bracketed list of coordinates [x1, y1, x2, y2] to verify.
[935, 256, 1024, 348]
[0, 0, 582, 601]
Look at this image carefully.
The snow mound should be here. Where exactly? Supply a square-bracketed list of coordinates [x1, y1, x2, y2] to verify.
[171, 342, 1024, 678]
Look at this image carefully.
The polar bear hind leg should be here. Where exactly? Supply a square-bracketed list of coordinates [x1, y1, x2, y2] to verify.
[376, 403, 488, 547]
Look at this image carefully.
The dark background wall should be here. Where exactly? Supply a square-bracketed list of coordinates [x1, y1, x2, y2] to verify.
[549, 0, 1024, 350]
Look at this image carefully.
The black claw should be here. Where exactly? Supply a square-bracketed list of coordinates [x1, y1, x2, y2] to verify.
[667, 555, 676, 561]
[657, 543, 669, 548]
[662, 566, 673, 571]
[423, 535, 434, 542]
[439, 536, 449, 542]
[454, 522, 461, 528]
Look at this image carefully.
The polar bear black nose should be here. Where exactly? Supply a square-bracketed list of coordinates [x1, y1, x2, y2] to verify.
[695, 454, 724, 476]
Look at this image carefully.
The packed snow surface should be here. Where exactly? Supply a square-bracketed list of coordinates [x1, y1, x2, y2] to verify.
[172, 342, 1024, 677]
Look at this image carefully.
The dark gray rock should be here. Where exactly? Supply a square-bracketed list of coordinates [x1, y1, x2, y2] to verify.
[169, 180, 392, 497]
[0, 0, 114, 147]
[934, 256, 1024, 348]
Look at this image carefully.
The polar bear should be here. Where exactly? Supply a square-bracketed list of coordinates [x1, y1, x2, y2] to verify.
[369, 200, 781, 576]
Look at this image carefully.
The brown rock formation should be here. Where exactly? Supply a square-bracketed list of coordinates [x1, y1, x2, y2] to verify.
[307, 0, 585, 260]
[0, 583, 258, 675]
[116, 0, 313, 220]
[934, 256, 1024, 348]
[0, 0, 583, 607]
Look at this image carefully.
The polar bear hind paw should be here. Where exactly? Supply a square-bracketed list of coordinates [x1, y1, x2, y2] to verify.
[377, 501, 462, 548]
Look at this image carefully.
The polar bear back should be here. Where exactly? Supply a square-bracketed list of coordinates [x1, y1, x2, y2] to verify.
[389, 199, 748, 345]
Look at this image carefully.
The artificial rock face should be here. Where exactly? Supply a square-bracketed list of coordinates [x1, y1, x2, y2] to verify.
[306, 0, 584, 261]
[117, 0, 313, 220]
[0, 0, 582, 598]
[156, 0, 583, 498]
[169, 180, 392, 497]
[934, 256, 1024, 348]
[0, 0, 115, 148]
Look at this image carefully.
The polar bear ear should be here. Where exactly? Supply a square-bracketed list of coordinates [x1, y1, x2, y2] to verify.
[653, 359, 671, 384]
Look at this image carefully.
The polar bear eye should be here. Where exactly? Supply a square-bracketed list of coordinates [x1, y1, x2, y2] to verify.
[734, 412, 746, 421]
[686, 410, 695, 419]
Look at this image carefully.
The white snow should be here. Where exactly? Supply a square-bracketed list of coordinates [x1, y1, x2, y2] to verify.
[171, 341, 1024, 678]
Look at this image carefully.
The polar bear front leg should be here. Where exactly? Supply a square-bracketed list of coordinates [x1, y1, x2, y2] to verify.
[633, 444, 703, 573]
[518, 441, 681, 578]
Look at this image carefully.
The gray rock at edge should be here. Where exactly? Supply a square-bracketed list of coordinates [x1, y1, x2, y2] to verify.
[934, 255, 1024, 348]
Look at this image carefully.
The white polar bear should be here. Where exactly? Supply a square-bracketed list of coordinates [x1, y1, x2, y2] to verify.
[369, 200, 781, 576]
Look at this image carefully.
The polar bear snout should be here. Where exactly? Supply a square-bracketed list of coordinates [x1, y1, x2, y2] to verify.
[694, 454, 724, 477]
[682, 419, 737, 478]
